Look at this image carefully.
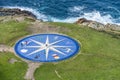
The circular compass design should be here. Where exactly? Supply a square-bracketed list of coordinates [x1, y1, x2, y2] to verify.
[14, 34, 80, 62]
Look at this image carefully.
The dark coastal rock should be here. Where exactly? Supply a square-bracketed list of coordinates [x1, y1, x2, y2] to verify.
[0, 8, 37, 19]
[75, 18, 120, 31]
[75, 18, 91, 24]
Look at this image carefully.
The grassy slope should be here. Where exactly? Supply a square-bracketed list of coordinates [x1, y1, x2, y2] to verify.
[0, 19, 120, 80]
[0, 20, 29, 80]
[35, 22, 120, 80]
[0, 52, 27, 80]
[0, 20, 29, 46]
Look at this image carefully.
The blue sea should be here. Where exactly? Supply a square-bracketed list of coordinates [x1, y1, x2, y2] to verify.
[0, 0, 120, 25]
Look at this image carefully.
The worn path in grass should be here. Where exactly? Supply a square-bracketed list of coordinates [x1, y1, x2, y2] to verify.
[0, 44, 42, 80]
[24, 21, 62, 80]
[0, 44, 39, 80]
[0, 44, 14, 53]
[27, 20, 61, 34]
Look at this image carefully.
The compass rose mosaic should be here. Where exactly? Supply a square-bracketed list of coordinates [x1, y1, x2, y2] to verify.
[14, 34, 80, 62]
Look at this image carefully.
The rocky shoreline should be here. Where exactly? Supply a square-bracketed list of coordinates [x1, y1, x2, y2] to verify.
[75, 18, 120, 31]
[0, 8, 120, 32]
[0, 8, 36, 19]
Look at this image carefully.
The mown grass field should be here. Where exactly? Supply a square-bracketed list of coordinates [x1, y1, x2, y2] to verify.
[0, 18, 120, 80]
[0, 20, 29, 46]
[0, 19, 29, 80]
[0, 52, 27, 80]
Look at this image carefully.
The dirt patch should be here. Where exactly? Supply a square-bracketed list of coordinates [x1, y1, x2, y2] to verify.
[8, 58, 18, 64]
[27, 21, 71, 34]
[0, 44, 42, 80]
[0, 44, 14, 53]
[27, 21, 60, 34]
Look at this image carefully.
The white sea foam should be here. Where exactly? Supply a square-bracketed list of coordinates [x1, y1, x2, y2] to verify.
[51, 11, 120, 25]
[49, 17, 80, 23]
[68, 6, 120, 25]
[80, 11, 114, 24]
[80, 11, 120, 25]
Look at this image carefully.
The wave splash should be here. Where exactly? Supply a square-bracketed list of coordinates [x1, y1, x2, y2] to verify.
[81, 11, 114, 24]
[51, 11, 119, 25]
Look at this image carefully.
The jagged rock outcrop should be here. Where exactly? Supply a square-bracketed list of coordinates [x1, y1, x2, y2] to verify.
[0, 8, 36, 19]
[105, 23, 120, 31]
[75, 18, 120, 31]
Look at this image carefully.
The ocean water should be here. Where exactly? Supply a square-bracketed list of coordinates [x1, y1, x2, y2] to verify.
[0, 0, 120, 25]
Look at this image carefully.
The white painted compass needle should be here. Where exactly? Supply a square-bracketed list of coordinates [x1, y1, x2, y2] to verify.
[27, 48, 45, 56]
[49, 39, 65, 46]
[52, 46, 72, 48]
[45, 48, 49, 60]
[45, 36, 49, 44]
[25, 46, 41, 48]
[30, 39, 44, 46]
[50, 47, 66, 55]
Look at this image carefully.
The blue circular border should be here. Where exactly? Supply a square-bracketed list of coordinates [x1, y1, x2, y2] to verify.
[14, 34, 80, 62]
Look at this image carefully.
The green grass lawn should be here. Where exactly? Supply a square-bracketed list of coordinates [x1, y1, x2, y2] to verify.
[0, 20, 29, 80]
[0, 20, 29, 46]
[0, 52, 27, 80]
[0, 19, 120, 80]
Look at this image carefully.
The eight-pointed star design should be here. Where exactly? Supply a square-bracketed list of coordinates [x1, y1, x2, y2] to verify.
[24, 36, 72, 60]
